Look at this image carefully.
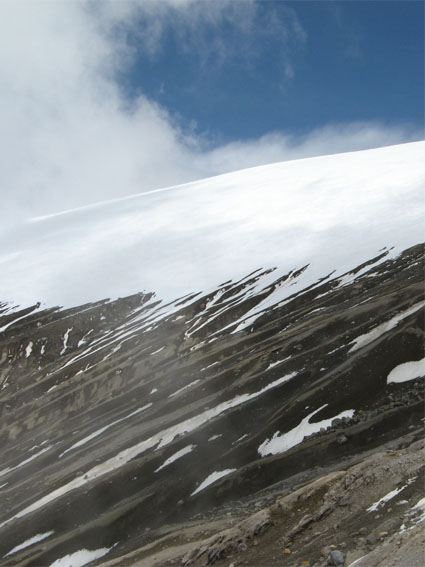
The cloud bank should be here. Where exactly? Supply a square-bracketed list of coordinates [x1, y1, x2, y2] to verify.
[0, 0, 421, 224]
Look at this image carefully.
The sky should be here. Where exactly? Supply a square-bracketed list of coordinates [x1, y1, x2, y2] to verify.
[0, 0, 423, 223]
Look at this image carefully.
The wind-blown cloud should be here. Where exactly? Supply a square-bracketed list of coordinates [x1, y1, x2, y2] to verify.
[97, 0, 306, 70]
[0, 0, 420, 225]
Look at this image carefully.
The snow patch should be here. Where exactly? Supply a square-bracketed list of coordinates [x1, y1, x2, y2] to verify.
[25, 341, 33, 358]
[367, 485, 408, 512]
[77, 329, 93, 348]
[400, 496, 425, 532]
[412, 497, 425, 511]
[336, 250, 394, 288]
[150, 346, 165, 356]
[200, 361, 220, 372]
[4, 531, 54, 557]
[233, 434, 249, 444]
[267, 356, 291, 370]
[169, 379, 200, 398]
[60, 328, 73, 355]
[208, 434, 222, 442]
[349, 301, 425, 352]
[59, 404, 152, 457]
[347, 557, 367, 567]
[1, 143, 424, 322]
[191, 469, 236, 496]
[0, 446, 51, 479]
[155, 445, 195, 472]
[258, 405, 354, 457]
[49, 547, 112, 567]
[387, 357, 425, 384]
[0, 372, 299, 529]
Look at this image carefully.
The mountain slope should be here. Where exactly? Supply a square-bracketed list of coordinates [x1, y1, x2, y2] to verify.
[0, 142, 424, 567]
[0, 141, 424, 312]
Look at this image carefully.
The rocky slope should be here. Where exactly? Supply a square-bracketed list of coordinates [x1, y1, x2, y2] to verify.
[0, 240, 424, 567]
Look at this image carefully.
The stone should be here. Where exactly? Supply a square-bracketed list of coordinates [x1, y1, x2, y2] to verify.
[328, 550, 345, 565]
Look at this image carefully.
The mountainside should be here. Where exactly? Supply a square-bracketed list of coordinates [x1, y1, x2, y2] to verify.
[0, 143, 424, 567]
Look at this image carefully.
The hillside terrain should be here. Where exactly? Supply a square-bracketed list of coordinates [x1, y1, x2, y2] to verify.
[0, 143, 424, 567]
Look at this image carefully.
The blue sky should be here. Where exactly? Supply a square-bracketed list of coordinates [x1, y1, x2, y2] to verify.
[124, 0, 424, 143]
[0, 0, 423, 220]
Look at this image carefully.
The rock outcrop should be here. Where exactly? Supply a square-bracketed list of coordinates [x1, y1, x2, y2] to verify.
[0, 243, 424, 566]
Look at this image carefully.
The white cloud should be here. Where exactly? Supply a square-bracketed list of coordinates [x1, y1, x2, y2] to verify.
[0, 1, 421, 225]
[199, 122, 422, 175]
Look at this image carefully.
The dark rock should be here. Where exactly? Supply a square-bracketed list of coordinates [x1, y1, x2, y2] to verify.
[1, 244, 424, 567]
[237, 541, 248, 553]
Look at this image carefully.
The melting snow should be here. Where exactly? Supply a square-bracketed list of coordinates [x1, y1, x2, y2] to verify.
[349, 300, 425, 352]
[60, 328, 73, 355]
[77, 329, 93, 347]
[336, 250, 395, 288]
[25, 341, 33, 358]
[169, 379, 200, 398]
[258, 404, 354, 457]
[155, 444, 195, 472]
[412, 497, 425, 517]
[49, 547, 112, 567]
[367, 485, 408, 512]
[101, 342, 122, 361]
[387, 357, 425, 384]
[59, 404, 152, 457]
[150, 346, 165, 355]
[0, 371, 298, 529]
[208, 434, 222, 441]
[200, 361, 220, 372]
[233, 434, 249, 444]
[191, 469, 236, 496]
[400, 497, 425, 533]
[267, 356, 291, 370]
[4, 531, 54, 557]
[0, 308, 42, 333]
[347, 557, 367, 567]
[327, 345, 345, 355]
[0, 446, 51, 479]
